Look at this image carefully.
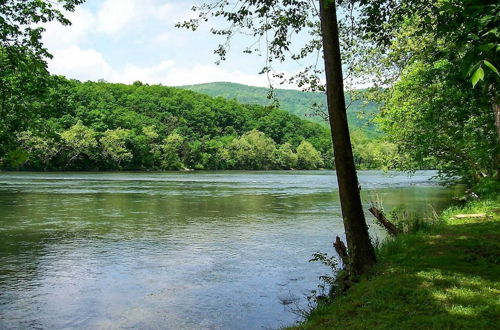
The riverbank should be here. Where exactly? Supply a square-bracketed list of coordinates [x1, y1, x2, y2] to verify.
[293, 196, 500, 329]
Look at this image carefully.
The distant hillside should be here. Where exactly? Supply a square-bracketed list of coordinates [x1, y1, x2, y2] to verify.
[180, 82, 380, 135]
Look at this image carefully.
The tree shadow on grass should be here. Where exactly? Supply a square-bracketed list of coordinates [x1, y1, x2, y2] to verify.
[302, 218, 500, 329]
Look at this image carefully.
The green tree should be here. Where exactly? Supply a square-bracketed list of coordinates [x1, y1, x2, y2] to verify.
[348, 0, 499, 183]
[274, 143, 298, 169]
[132, 125, 162, 169]
[229, 130, 277, 170]
[1, 77, 333, 171]
[100, 128, 133, 168]
[17, 130, 59, 170]
[205, 137, 236, 170]
[0, 0, 84, 160]
[296, 141, 324, 169]
[143, 125, 162, 168]
[160, 133, 185, 170]
[0, 0, 84, 62]
[60, 122, 98, 167]
[380, 60, 497, 182]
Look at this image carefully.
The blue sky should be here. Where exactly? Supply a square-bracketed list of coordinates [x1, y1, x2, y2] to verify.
[42, 0, 312, 88]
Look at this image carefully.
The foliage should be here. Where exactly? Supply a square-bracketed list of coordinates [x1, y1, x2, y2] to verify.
[296, 141, 324, 170]
[17, 130, 58, 169]
[345, 1, 500, 184]
[351, 130, 398, 170]
[351, 0, 499, 85]
[160, 133, 185, 170]
[0, 1, 84, 163]
[378, 60, 498, 183]
[274, 143, 298, 169]
[228, 129, 277, 170]
[0, 0, 84, 62]
[1, 78, 352, 171]
[472, 178, 500, 199]
[100, 128, 133, 168]
[60, 121, 98, 167]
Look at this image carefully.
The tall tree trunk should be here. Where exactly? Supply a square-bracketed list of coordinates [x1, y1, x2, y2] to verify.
[493, 97, 500, 180]
[319, 0, 376, 277]
[494, 101, 500, 145]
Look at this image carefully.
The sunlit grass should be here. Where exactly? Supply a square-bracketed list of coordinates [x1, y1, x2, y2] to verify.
[291, 196, 500, 329]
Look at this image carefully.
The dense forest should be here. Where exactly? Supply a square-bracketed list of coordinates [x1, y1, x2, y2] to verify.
[1, 77, 332, 171]
[0, 78, 394, 172]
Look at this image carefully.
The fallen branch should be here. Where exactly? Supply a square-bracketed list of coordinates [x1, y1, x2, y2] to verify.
[453, 213, 491, 219]
[369, 207, 401, 236]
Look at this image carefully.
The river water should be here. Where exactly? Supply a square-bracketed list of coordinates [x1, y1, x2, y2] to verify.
[0, 171, 460, 329]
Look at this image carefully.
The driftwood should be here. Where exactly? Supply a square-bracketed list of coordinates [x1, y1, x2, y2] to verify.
[369, 207, 401, 236]
[453, 213, 491, 219]
[333, 236, 349, 267]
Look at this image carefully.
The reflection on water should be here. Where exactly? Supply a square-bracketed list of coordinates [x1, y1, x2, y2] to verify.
[0, 171, 461, 329]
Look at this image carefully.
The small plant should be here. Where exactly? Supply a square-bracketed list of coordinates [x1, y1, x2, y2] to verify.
[309, 251, 339, 291]
[388, 205, 443, 233]
[307, 245, 352, 304]
[369, 192, 440, 235]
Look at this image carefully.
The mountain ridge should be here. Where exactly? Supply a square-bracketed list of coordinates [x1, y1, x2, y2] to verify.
[179, 81, 380, 135]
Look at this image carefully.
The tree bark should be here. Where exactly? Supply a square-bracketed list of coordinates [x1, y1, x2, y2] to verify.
[494, 102, 500, 144]
[333, 236, 349, 268]
[492, 93, 500, 180]
[319, 0, 376, 277]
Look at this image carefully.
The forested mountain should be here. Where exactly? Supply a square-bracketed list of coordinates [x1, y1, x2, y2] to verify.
[1, 78, 336, 171]
[180, 82, 379, 135]
[1, 76, 393, 172]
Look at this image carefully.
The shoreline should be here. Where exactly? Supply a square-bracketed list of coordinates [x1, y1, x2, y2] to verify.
[290, 194, 500, 329]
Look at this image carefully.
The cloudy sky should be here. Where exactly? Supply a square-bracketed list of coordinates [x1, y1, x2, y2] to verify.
[42, 0, 312, 88]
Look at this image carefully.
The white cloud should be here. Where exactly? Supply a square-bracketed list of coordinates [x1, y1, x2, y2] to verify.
[42, 7, 96, 49]
[152, 3, 176, 22]
[161, 64, 272, 87]
[96, 0, 137, 35]
[47, 46, 281, 88]
[114, 60, 177, 84]
[152, 33, 172, 44]
[94, 0, 179, 35]
[48, 46, 114, 81]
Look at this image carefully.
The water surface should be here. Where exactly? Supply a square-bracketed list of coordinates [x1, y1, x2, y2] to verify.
[0, 171, 460, 329]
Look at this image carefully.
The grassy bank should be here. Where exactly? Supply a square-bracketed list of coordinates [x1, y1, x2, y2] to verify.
[293, 197, 500, 329]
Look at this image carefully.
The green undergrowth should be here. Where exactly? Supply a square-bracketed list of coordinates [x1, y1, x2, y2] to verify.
[292, 196, 500, 329]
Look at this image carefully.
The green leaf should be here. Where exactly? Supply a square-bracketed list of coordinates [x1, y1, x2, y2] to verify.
[483, 60, 499, 75]
[477, 43, 495, 52]
[466, 62, 481, 77]
[471, 66, 484, 87]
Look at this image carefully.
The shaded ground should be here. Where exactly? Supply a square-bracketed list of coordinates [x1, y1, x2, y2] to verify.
[293, 199, 500, 329]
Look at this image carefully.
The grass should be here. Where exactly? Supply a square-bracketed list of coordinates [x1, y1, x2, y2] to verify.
[291, 197, 500, 329]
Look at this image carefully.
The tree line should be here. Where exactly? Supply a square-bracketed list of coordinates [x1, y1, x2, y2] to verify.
[1, 77, 391, 171]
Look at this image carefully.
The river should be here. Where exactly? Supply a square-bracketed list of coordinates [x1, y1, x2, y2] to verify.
[0, 171, 461, 329]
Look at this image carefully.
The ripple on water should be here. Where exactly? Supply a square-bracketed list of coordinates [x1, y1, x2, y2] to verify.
[0, 171, 461, 329]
